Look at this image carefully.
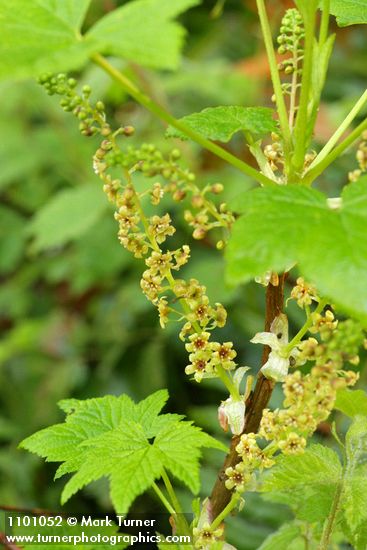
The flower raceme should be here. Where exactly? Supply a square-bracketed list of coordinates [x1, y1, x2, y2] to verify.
[35, 74, 249, 416]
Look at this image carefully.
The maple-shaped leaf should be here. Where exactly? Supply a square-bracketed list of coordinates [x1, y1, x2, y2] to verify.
[20, 389, 225, 512]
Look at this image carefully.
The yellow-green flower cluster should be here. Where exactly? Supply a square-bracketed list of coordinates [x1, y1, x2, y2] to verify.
[224, 433, 274, 494]
[38, 74, 242, 392]
[183, 183, 235, 242]
[99, 148, 237, 383]
[185, 333, 237, 382]
[298, 317, 365, 368]
[228, 278, 364, 496]
[105, 141, 234, 243]
[193, 523, 223, 549]
[113, 183, 149, 258]
[225, 359, 359, 495]
[349, 130, 367, 182]
[258, 361, 358, 451]
[275, 8, 305, 146]
[253, 281, 363, 458]
[235, 433, 275, 469]
[264, 134, 285, 173]
[290, 277, 319, 308]
[225, 462, 253, 493]
[309, 310, 338, 340]
[225, 354, 358, 495]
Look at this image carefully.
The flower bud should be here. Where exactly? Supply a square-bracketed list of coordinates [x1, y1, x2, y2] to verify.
[191, 195, 204, 208]
[210, 183, 224, 194]
[123, 125, 135, 136]
[193, 227, 206, 240]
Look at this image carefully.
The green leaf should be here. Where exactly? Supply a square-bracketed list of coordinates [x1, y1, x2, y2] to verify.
[262, 445, 342, 523]
[28, 185, 107, 252]
[342, 417, 367, 534]
[154, 421, 225, 493]
[0, 0, 197, 80]
[335, 389, 367, 418]
[21, 391, 165, 462]
[0, 0, 95, 81]
[263, 445, 342, 493]
[343, 467, 367, 533]
[87, 0, 200, 70]
[308, 35, 335, 144]
[20, 390, 224, 511]
[166, 106, 277, 142]
[36, 0, 92, 29]
[226, 180, 367, 324]
[60, 423, 163, 510]
[343, 520, 367, 550]
[345, 415, 367, 467]
[327, 0, 367, 26]
[257, 522, 304, 550]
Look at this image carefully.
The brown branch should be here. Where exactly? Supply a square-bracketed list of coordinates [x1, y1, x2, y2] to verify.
[0, 532, 21, 550]
[210, 273, 287, 519]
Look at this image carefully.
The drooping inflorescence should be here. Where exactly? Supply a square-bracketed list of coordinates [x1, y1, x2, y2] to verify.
[37, 73, 246, 420]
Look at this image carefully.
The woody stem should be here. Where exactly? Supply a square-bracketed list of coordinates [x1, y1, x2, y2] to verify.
[209, 273, 287, 519]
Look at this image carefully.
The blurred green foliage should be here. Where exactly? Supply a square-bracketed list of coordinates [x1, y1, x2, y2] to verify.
[0, 1, 366, 548]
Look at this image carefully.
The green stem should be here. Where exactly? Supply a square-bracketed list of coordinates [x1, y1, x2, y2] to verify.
[210, 493, 240, 531]
[285, 298, 327, 353]
[91, 53, 274, 186]
[244, 131, 278, 181]
[152, 482, 176, 515]
[305, 305, 311, 320]
[318, 479, 344, 550]
[291, 0, 318, 177]
[307, 89, 367, 172]
[153, 483, 193, 550]
[256, 0, 292, 156]
[319, 0, 330, 47]
[161, 469, 184, 516]
[303, 117, 367, 184]
[161, 470, 191, 538]
[216, 365, 241, 400]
